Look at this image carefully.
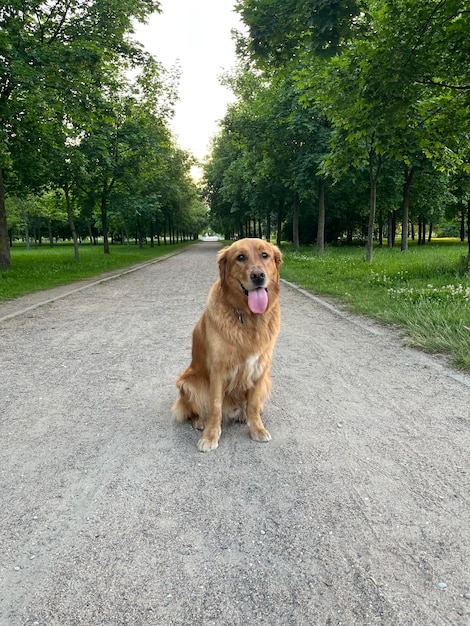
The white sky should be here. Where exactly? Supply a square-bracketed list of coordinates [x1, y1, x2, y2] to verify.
[133, 0, 243, 165]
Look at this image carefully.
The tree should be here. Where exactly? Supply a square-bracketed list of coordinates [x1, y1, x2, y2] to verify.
[236, 0, 363, 61]
[206, 62, 333, 247]
[0, 0, 161, 268]
[233, 0, 470, 256]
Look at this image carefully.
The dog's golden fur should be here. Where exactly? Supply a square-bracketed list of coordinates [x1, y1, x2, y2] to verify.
[172, 238, 282, 451]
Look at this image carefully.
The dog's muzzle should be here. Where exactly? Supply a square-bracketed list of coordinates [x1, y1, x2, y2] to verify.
[249, 268, 266, 289]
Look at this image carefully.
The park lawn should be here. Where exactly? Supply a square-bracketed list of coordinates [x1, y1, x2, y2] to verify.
[280, 240, 470, 371]
[0, 241, 194, 301]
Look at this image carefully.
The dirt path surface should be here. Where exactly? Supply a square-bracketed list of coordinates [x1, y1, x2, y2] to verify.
[1, 242, 469, 626]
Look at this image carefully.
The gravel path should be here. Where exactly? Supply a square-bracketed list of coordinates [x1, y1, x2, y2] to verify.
[1, 242, 469, 626]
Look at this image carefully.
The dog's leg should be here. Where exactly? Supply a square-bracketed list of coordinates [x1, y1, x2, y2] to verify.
[246, 375, 271, 442]
[198, 375, 224, 452]
[171, 396, 193, 423]
[172, 373, 209, 430]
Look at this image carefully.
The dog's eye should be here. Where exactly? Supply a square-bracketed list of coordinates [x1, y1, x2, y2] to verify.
[261, 252, 269, 259]
[237, 254, 246, 262]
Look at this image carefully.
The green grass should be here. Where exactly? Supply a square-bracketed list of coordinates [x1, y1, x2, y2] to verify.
[0, 241, 194, 301]
[280, 240, 470, 371]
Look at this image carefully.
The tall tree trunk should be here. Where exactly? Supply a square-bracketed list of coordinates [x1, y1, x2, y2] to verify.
[23, 213, 30, 250]
[316, 177, 325, 256]
[388, 212, 396, 248]
[276, 200, 283, 247]
[366, 144, 383, 263]
[378, 210, 383, 247]
[64, 184, 79, 261]
[292, 194, 300, 250]
[401, 166, 414, 252]
[387, 214, 393, 248]
[366, 179, 377, 262]
[266, 211, 271, 242]
[100, 178, 115, 254]
[418, 217, 426, 245]
[47, 218, 54, 247]
[122, 222, 130, 251]
[0, 166, 11, 269]
[101, 189, 109, 254]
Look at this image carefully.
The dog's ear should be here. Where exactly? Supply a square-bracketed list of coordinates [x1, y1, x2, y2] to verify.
[217, 247, 229, 284]
[272, 244, 283, 268]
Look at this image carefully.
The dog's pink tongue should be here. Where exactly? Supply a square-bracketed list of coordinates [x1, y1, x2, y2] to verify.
[248, 288, 268, 314]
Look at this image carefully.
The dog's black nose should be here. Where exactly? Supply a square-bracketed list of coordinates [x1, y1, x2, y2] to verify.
[250, 268, 266, 286]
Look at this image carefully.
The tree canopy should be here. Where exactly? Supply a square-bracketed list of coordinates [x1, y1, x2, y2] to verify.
[0, 0, 205, 268]
[204, 0, 470, 258]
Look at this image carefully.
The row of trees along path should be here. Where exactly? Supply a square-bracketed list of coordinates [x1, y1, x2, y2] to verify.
[0, 1, 206, 269]
[204, 0, 470, 260]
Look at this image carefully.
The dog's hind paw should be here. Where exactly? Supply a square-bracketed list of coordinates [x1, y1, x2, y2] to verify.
[191, 416, 205, 430]
[224, 405, 246, 423]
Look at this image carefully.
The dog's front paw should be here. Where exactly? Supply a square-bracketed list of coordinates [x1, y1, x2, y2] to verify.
[197, 426, 221, 452]
[197, 436, 219, 452]
[250, 427, 271, 442]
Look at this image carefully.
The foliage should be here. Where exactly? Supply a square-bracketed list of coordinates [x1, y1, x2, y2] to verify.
[236, 0, 364, 60]
[204, 0, 470, 260]
[0, 0, 207, 268]
[204, 65, 332, 245]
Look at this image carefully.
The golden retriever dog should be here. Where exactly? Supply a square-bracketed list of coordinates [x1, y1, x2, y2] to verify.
[172, 238, 282, 452]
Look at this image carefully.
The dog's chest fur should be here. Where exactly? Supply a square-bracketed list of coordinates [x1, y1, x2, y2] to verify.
[226, 354, 264, 392]
[204, 282, 280, 392]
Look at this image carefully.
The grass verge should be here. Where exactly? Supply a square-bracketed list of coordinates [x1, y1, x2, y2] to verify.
[0, 241, 194, 301]
[280, 241, 470, 371]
